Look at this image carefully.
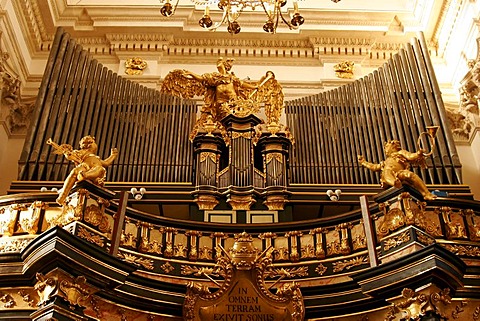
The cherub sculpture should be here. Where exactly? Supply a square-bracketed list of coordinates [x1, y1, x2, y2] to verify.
[358, 140, 437, 201]
[160, 57, 284, 141]
[47, 136, 118, 205]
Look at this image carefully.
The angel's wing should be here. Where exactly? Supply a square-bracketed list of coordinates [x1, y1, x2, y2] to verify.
[160, 69, 205, 99]
[251, 76, 285, 125]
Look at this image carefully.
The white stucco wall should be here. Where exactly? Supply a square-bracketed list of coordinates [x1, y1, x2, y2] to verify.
[0, 125, 24, 195]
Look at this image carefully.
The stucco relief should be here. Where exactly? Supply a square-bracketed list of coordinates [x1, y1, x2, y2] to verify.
[0, 33, 35, 136]
[446, 38, 480, 141]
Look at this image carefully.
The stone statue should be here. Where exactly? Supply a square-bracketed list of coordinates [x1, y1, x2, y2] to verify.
[160, 57, 285, 140]
[358, 140, 437, 200]
[47, 136, 118, 205]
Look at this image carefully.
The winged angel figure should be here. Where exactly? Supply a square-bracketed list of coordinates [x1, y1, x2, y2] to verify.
[161, 57, 285, 142]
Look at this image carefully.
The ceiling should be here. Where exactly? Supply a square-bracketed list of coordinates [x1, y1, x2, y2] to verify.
[18, 0, 444, 58]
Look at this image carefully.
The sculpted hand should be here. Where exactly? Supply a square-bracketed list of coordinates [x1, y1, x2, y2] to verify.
[357, 155, 365, 164]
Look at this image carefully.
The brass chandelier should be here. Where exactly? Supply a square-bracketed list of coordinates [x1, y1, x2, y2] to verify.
[160, 0, 305, 34]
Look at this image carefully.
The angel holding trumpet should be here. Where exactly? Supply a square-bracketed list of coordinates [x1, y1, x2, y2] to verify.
[161, 57, 285, 141]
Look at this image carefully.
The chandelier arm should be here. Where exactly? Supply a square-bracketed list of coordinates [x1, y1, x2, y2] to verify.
[259, 0, 273, 20]
[205, 9, 229, 31]
[279, 10, 298, 30]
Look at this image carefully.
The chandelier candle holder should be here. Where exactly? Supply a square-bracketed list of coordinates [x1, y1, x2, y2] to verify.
[160, 0, 305, 34]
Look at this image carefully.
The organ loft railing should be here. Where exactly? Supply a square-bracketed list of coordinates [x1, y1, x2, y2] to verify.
[18, 28, 462, 188]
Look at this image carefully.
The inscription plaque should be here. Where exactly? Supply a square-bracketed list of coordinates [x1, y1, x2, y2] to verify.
[183, 232, 304, 321]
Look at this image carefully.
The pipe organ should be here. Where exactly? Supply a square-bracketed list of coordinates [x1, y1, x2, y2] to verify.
[18, 28, 197, 184]
[18, 29, 462, 192]
[286, 34, 462, 186]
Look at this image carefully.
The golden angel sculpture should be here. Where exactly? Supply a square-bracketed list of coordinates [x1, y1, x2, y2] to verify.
[161, 57, 286, 141]
[358, 139, 437, 201]
[47, 136, 118, 205]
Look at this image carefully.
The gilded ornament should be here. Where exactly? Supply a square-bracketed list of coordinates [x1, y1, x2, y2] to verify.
[474, 305, 480, 320]
[384, 288, 452, 321]
[139, 238, 162, 255]
[0, 238, 31, 253]
[332, 256, 368, 273]
[352, 234, 367, 251]
[466, 209, 480, 241]
[416, 232, 435, 246]
[199, 151, 217, 163]
[226, 194, 255, 210]
[231, 131, 252, 140]
[194, 194, 219, 210]
[47, 136, 118, 205]
[77, 226, 105, 247]
[199, 246, 213, 260]
[438, 207, 467, 239]
[119, 252, 154, 270]
[315, 263, 327, 275]
[161, 262, 175, 274]
[310, 228, 326, 259]
[0, 292, 15, 308]
[84, 203, 111, 233]
[120, 232, 137, 248]
[301, 244, 315, 258]
[125, 57, 147, 75]
[59, 275, 92, 308]
[18, 201, 47, 234]
[35, 273, 58, 306]
[383, 230, 411, 252]
[274, 247, 290, 261]
[174, 243, 188, 258]
[334, 60, 355, 79]
[452, 301, 467, 319]
[441, 244, 480, 257]
[0, 205, 19, 236]
[18, 290, 36, 307]
[265, 152, 283, 164]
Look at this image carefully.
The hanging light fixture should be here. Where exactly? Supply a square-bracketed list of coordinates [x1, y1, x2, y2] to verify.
[160, 0, 305, 34]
